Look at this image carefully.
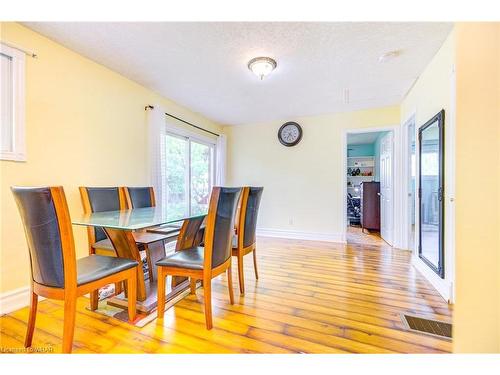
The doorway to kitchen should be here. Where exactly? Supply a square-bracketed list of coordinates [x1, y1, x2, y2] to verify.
[344, 128, 394, 247]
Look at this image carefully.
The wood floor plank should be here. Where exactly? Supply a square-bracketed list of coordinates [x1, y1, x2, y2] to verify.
[0, 229, 452, 353]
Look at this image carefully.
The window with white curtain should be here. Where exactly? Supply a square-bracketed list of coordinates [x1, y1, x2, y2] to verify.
[1, 43, 26, 161]
[164, 130, 216, 218]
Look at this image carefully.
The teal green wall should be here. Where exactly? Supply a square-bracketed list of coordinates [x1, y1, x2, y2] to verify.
[347, 143, 375, 157]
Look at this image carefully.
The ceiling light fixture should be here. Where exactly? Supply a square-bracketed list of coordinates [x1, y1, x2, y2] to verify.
[248, 57, 277, 80]
[378, 50, 402, 63]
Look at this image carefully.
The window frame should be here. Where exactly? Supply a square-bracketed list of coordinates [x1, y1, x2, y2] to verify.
[165, 126, 217, 216]
[1, 42, 26, 162]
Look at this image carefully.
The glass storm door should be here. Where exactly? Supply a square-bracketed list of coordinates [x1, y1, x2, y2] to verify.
[190, 140, 214, 215]
[165, 133, 215, 218]
[165, 134, 189, 219]
[418, 110, 445, 278]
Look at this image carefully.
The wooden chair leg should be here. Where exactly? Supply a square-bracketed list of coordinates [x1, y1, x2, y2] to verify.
[253, 248, 259, 280]
[203, 277, 213, 329]
[157, 267, 166, 320]
[237, 254, 245, 295]
[62, 292, 77, 354]
[126, 269, 137, 322]
[227, 264, 234, 305]
[115, 282, 123, 295]
[24, 289, 38, 348]
[90, 290, 99, 310]
[190, 278, 197, 294]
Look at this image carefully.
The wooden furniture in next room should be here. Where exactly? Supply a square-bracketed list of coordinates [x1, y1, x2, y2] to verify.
[232, 186, 264, 295]
[156, 187, 242, 329]
[360, 181, 380, 232]
[11, 186, 138, 353]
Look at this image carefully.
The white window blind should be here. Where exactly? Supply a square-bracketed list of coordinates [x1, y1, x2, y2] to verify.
[0, 43, 26, 161]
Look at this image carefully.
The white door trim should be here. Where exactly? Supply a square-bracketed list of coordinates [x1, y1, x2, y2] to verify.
[402, 110, 417, 252]
[380, 131, 394, 245]
[341, 125, 403, 248]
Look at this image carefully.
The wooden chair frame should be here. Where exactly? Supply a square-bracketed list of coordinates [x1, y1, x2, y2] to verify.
[157, 187, 235, 329]
[79, 186, 127, 257]
[232, 187, 259, 295]
[123, 186, 156, 208]
[79, 186, 127, 307]
[25, 187, 137, 353]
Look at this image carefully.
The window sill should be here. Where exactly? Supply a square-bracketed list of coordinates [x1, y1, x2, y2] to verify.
[1, 152, 26, 162]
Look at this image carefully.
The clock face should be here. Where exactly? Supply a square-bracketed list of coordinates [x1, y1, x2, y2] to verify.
[278, 122, 302, 147]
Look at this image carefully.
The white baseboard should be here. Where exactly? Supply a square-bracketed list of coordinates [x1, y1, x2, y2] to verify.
[0, 286, 31, 315]
[257, 228, 346, 243]
[411, 255, 453, 303]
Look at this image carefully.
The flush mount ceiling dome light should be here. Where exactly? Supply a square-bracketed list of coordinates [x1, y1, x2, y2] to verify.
[248, 57, 277, 80]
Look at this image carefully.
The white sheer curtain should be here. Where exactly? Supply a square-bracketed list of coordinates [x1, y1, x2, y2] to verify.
[215, 134, 227, 186]
[147, 105, 167, 209]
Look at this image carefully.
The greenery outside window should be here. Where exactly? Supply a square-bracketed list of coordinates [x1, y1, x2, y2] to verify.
[165, 131, 215, 219]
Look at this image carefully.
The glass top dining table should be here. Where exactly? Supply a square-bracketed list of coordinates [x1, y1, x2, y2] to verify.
[72, 206, 207, 230]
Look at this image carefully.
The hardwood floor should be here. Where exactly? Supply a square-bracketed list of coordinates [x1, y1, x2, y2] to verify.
[0, 235, 452, 353]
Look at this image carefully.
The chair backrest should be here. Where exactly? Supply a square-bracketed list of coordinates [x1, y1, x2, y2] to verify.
[79, 187, 124, 243]
[175, 216, 205, 251]
[204, 187, 241, 269]
[11, 186, 76, 289]
[123, 187, 155, 209]
[237, 187, 264, 248]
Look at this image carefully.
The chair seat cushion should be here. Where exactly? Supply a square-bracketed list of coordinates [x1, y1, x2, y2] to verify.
[91, 238, 114, 251]
[156, 247, 204, 270]
[77, 255, 138, 286]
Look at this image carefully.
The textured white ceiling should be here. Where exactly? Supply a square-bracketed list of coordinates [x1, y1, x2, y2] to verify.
[23, 22, 452, 125]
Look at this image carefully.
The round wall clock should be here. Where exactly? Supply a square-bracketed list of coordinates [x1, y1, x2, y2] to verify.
[278, 122, 303, 147]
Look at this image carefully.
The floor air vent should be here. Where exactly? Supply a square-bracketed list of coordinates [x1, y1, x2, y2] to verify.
[401, 314, 452, 340]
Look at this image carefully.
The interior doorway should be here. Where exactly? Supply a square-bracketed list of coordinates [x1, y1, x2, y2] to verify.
[344, 128, 394, 246]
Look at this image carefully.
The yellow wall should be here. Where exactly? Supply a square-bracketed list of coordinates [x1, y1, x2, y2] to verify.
[0, 22, 222, 294]
[453, 22, 500, 353]
[401, 30, 454, 132]
[400, 30, 455, 299]
[224, 106, 400, 239]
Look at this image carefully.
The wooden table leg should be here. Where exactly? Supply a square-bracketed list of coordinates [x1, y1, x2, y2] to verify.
[144, 240, 166, 282]
[104, 228, 147, 301]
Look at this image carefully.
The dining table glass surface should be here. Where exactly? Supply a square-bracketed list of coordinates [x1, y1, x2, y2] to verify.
[72, 206, 207, 230]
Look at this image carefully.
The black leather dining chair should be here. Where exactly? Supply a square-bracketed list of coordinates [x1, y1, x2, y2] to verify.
[232, 187, 264, 294]
[123, 186, 156, 208]
[12, 186, 138, 353]
[79, 187, 123, 256]
[156, 187, 242, 329]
